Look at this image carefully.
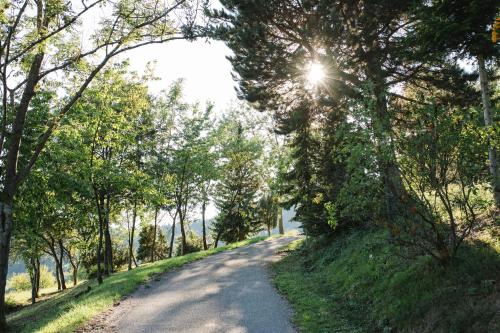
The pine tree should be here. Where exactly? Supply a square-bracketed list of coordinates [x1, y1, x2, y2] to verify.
[137, 225, 168, 263]
[213, 123, 263, 244]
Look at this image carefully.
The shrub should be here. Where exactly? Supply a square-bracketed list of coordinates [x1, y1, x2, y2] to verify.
[8, 273, 31, 291]
[7, 266, 55, 291]
[176, 230, 204, 256]
[39, 265, 55, 289]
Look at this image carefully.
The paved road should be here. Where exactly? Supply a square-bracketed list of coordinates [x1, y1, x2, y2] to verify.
[104, 236, 298, 333]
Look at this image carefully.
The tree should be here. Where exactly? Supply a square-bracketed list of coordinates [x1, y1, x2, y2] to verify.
[137, 225, 168, 263]
[411, 0, 499, 209]
[213, 120, 263, 244]
[169, 101, 213, 254]
[0, 0, 200, 326]
[257, 195, 278, 236]
[209, 0, 496, 263]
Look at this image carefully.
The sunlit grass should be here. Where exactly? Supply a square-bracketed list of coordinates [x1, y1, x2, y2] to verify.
[6, 235, 270, 333]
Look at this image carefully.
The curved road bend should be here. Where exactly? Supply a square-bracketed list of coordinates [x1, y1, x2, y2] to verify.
[101, 236, 298, 333]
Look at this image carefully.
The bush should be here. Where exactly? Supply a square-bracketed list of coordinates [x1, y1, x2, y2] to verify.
[176, 230, 204, 256]
[8, 273, 31, 291]
[7, 265, 55, 291]
[39, 265, 55, 288]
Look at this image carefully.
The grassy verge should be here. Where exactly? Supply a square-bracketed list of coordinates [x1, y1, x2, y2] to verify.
[273, 227, 500, 332]
[7, 235, 269, 333]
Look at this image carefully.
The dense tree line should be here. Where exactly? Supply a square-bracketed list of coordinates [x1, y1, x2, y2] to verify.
[8, 64, 283, 306]
[0, 0, 281, 328]
[209, 0, 498, 263]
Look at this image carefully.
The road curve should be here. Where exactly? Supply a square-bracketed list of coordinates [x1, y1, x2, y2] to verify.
[102, 236, 298, 333]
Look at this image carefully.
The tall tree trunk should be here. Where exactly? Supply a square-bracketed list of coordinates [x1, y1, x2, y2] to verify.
[47, 241, 61, 291]
[0, 202, 13, 329]
[168, 210, 178, 258]
[214, 231, 221, 249]
[128, 200, 138, 270]
[104, 192, 113, 274]
[478, 54, 499, 210]
[369, 70, 409, 222]
[278, 208, 284, 235]
[105, 192, 114, 273]
[57, 240, 66, 290]
[96, 214, 104, 285]
[178, 206, 188, 256]
[35, 258, 40, 296]
[0, 21, 45, 327]
[29, 258, 38, 304]
[151, 207, 159, 262]
[267, 226, 271, 237]
[179, 217, 187, 255]
[71, 263, 78, 287]
[202, 201, 208, 250]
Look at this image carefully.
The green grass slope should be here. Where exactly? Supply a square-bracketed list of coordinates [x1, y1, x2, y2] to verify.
[274, 227, 500, 333]
[6, 236, 269, 333]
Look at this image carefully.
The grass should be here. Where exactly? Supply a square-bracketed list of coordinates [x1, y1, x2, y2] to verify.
[273, 227, 500, 332]
[6, 285, 66, 312]
[6, 235, 269, 333]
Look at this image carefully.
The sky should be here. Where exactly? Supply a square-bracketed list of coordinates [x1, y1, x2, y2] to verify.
[124, 38, 238, 110]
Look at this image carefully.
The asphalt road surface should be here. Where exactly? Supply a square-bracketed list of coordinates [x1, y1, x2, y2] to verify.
[102, 236, 298, 333]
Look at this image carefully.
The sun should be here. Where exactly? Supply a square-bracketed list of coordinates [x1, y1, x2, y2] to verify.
[306, 62, 326, 86]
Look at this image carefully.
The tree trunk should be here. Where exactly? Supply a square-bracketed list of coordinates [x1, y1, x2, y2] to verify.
[104, 192, 113, 274]
[214, 231, 221, 249]
[151, 207, 158, 262]
[57, 240, 66, 290]
[132, 253, 138, 268]
[47, 241, 61, 291]
[0, 202, 13, 330]
[202, 202, 208, 250]
[29, 258, 37, 304]
[104, 215, 112, 274]
[178, 207, 187, 256]
[35, 258, 40, 296]
[168, 210, 178, 258]
[278, 208, 284, 235]
[55, 262, 61, 290]
[478, 54, 499, 210]
[369, 70, 409, 222]
[267, 226, 271, 237]
[72, 264, 78, 287]
[0, 22, 45, 327]
[128, 200, 138, 271]
[96, 213, 104, 285]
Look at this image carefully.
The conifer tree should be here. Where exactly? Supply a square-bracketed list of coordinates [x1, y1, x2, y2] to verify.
[213, 123, 263, 243]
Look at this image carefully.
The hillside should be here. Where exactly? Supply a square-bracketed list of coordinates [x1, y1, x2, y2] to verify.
[274, 226, 500, 332]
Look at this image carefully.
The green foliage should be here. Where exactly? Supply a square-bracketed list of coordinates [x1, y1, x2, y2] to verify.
[211, 0, 498, 264]
[137, 225, 169, 263]
[256, 194, 279, 234]
[7, 274, 31, 292]
[213, 118, 264, 243]
[274, 227, 500, 332]
[176, 230, 204, 256]
[38, 266, 56, 290]
[7, 266, 55, 292]
[394, 101, 492, 261]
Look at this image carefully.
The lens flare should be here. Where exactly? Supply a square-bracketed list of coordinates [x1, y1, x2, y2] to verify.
[306, 62, 325, 85]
